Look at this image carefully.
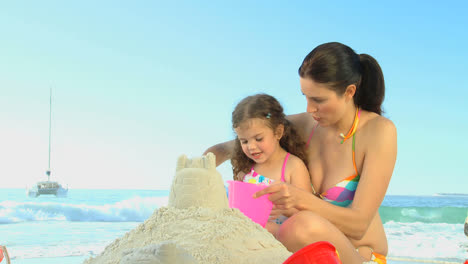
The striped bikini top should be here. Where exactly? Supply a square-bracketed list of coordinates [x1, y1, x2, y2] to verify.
[243, 153, 290, 185]
[306, 125, 360, 207]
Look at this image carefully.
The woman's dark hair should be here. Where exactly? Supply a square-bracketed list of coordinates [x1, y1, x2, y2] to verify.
[231, 93, 307, 180]
[298, 42, 385, 115]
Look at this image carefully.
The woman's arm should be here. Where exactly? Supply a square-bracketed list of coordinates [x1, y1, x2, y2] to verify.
[203, 140, 235, 167]
[342, 117, 397, 238]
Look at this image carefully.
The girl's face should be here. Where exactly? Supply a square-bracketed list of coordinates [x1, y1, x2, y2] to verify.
[234, 118, 282, 164]
[300, 77, 347, 127]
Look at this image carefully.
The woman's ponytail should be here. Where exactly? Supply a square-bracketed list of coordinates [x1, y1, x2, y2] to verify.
[356, 54, 385, 115]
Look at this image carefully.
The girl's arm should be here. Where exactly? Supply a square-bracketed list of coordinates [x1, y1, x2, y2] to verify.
[256, 117, 397, 240]
[288, 155, 313, 193]
[271, 155, 312, 218]
[203, 140, 235, 167]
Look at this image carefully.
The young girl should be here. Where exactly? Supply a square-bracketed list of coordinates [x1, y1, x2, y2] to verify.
[230, 93, 312, 236]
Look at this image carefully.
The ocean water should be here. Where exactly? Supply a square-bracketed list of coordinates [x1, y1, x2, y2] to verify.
[0, 189, 467, 264]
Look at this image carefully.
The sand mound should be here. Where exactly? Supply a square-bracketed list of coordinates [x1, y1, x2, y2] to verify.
[84, 153, 292, 264]
[120, 241, 196, 264]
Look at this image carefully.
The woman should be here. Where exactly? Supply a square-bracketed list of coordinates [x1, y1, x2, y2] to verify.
[204, 42, 397, 264]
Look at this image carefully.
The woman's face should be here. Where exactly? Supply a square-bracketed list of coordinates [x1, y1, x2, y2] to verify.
[300, 77, 346, 127]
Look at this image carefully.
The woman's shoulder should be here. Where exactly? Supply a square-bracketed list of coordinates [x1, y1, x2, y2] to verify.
[363, 113, 396, 133]
[360, 112, 397, 144]
[287, 112, 312, 124]
[286, 112, 317, 139]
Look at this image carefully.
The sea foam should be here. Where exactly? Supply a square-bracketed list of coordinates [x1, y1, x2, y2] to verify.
[0, 196, 168, 224]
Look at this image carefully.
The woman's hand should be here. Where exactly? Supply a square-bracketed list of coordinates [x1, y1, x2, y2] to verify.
[203, 140, 235, 167]
[268, 206, 283, 220]
[254, 182, 301, 210]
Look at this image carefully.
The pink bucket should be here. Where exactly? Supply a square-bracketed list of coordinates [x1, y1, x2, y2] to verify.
[227, 180, 273, 227]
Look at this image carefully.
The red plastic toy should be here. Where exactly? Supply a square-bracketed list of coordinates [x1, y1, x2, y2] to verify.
[283, 241, 342, 264]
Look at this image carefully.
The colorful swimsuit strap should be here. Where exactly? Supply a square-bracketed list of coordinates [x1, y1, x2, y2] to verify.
[323, 107, 361, 190]
[352, 133, 358, 176]
[321, 133, 360, 195]
[351, 109, 360, 175]
[244, 153, 290, 182]
[305, 123, 319, 148]
[306, 123, 319, 195]
[280, 153, 290, 182]
[242, 166, 255, 181]
[319, 130, 361, 206]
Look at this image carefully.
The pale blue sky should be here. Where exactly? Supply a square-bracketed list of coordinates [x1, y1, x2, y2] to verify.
[1, 1, 467, 195]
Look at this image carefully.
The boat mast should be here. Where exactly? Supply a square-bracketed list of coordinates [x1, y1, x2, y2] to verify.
[47, 88, 52, 181]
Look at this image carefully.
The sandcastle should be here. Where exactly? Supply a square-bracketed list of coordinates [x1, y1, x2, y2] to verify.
[168, 153, 229, 210]
[83, 153, 292, 264]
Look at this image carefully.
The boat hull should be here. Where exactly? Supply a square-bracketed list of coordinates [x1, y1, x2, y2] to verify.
[27, 181, 68, 197]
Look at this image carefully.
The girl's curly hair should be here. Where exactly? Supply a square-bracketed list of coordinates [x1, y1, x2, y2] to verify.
[231, 93, 307, 180]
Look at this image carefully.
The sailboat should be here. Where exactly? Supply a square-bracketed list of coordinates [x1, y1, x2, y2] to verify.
[27, 89, 68, 197]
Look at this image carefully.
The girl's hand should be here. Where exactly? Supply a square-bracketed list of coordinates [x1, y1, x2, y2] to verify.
[268, 206, 282, 220]
[270, 206, 298, 218]
[254, 182, 299, 210]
